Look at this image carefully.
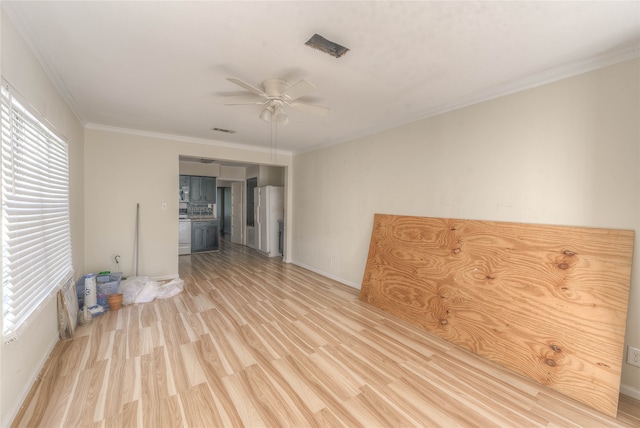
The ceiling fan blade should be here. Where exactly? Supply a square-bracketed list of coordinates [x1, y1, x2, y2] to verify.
[282, 80, 316, 101]
[225, 101, 266, 106]
[288, 102, 330, 116]
[226, 78, 267, 98]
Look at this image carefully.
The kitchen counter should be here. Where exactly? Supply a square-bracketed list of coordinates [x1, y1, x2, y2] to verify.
[188, 215, 218, 220]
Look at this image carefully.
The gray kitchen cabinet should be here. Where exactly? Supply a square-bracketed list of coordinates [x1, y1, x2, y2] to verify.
[189, 176, 216, 204]
[203, 177, 216, 203]
[191, 220, 219, 252]
[179, 175, 189, 188]
[190, 176, 203, 203]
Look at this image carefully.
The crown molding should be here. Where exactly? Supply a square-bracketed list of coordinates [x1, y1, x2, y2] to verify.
[84, 123, 293, 157]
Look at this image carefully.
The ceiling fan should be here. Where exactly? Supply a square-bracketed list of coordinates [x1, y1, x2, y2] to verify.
[225, 77, 330, 125]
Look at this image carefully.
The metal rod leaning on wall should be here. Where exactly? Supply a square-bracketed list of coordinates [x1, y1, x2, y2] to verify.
[135, 203, 140, 276]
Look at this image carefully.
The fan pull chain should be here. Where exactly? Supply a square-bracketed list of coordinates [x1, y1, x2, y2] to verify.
[270, 119, 274, 162]
[270, 118, 278, 165]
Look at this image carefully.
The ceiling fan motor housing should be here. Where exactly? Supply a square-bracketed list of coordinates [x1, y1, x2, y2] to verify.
[262, 79, 290, 98]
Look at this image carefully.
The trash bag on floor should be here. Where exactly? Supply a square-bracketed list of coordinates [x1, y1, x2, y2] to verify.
[120, 276, 184, 305]
[155, 278, 185, 300]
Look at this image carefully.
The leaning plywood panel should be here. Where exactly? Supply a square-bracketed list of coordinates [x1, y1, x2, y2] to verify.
[360, 214, 634, 417]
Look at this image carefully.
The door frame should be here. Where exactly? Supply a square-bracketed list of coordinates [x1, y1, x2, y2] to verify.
[215, 178, 246, 246]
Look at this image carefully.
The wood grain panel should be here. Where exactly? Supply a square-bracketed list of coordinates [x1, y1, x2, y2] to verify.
[360, 214, 634, 417]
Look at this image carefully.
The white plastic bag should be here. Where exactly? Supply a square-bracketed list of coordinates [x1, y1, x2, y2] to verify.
[119, 276, 147, 305]
[155, 278, 184, 300]
[135, 278, 159, 303]
[119, 276, 184, 305]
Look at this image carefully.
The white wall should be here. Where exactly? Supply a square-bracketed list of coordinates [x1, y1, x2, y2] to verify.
[247, 164, 259, 181]
[179, 160, 220, 177]
[291, 59, 640, 396]
[258, 165, 285, 187]
[0, 10, 85, 426]
[219, 165, 248, 181]
[84, 127, 293, 278]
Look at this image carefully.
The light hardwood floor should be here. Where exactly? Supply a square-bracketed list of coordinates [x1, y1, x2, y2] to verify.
[12, 238, 640, 427]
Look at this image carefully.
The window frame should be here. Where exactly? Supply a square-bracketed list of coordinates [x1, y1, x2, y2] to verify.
[1, 82, 73, 343]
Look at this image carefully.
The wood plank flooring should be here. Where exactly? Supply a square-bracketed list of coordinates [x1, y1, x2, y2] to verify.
[12, 238, 640, 427]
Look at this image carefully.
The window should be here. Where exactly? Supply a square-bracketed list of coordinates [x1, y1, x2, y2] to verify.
[1, 83, 73, 342]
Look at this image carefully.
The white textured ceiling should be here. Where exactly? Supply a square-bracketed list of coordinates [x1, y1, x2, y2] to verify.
[3, 1, 639, 154]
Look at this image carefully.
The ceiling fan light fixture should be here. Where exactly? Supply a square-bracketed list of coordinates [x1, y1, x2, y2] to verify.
[259, 101, 289, 125]
[272, 105, 289, 125]
[259, 107, 272, 123]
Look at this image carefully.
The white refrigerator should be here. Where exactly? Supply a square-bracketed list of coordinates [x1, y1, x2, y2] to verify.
[255, 186, 284, 257]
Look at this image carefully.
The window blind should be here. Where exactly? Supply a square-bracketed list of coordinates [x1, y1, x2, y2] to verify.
[1, 84, 73, 343]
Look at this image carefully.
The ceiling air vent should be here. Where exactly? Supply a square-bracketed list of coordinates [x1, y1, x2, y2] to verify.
[211, 127, 236, 134]
[305, 34, 349, 58]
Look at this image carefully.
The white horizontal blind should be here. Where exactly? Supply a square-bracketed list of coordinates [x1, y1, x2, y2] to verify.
[1, 84, 73, 342]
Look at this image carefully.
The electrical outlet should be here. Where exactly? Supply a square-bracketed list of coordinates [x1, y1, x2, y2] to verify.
[627, 346, 640, 367]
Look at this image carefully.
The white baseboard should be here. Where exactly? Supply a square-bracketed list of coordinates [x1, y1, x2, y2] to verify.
[620, 383, 640, 400]
[290, 260, 360, 289]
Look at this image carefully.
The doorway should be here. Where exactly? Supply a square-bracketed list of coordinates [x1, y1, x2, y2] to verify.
[216, 178, 244, 246]
[216, 187, 232, 237]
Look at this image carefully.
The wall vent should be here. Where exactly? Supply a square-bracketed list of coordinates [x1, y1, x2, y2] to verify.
[211, 127, 236, 134]
[305, 34, 349, 58]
